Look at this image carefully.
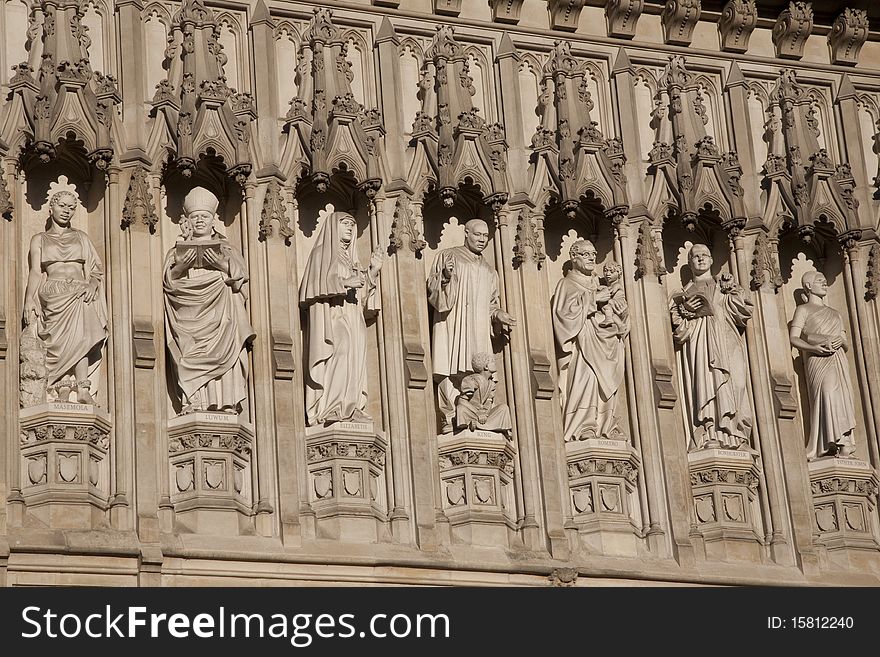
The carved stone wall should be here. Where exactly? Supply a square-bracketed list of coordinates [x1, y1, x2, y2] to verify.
[1, 0, 880, 586]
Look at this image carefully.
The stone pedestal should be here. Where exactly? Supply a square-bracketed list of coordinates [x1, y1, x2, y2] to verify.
[688, 448, 763, 561]
[809, 458, 880, 555]
[565, 439, 641, 556]
[167, 412, 254, 535]
[19, 403, 112, 528]
[305, 422, 387, 542]
[437, 430, 517, 547]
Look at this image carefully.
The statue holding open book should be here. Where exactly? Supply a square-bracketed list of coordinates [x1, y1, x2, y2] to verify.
[670, 244, 753, 452]
[163, 187, 255, 415]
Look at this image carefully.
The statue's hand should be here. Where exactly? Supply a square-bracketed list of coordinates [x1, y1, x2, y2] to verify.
[828, 336, 843, 352]
[80, 278, 101, 304]
[369, 247, 385, 276]
[496, 310, 517, 328]
[595, 287, 612, 304]
[441, 253, 455, 282]
[342, 272, 366, 289]
[22, 300, 38, 326]
[172, 248, 197, 277]
[203, 248, 230, 275]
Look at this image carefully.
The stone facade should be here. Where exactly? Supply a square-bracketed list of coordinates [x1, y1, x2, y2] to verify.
[1, 0, 880, 587]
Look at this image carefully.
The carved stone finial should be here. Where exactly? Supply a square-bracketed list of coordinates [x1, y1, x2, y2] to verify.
[750, 232, 782, 291]
[772, 1, 813, 60]
[389, 195, 426, 254]
[548, 0, 587, 32]
[258, 179, 294, 242]
[661, 0, 701, 47]
[828, 8, 869, 67]
[866, 243, 880, 301]
[121, 166, 158, 232]
[718, 0, 757, 54]
[605, 0, 644, 39]
[635, 218, 662, 279]
[512, 210, 546, 268]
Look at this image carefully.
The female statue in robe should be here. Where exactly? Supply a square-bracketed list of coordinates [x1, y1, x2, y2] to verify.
[789, 271, 856, 460]
[299, 212, 384, 426]
[22, 190, 108, 404]
[163, 187, 255, 415]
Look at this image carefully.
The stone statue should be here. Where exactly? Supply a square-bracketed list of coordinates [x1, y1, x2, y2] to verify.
[163, 187, 255, 415]
[299, 211, 384, 426]
[670, 244, 753, 451]
[789, 271, 856, 460]
[552, 240, 629, 442]
[427, 219, 516, 433]
[22, 187, 108, 404]
[454, 352, 512, 437]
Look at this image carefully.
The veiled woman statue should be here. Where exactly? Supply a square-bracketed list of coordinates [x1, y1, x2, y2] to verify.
[22, 188, 108, 404]
[299, 211, 384, 426]
[789, 271, 856, 460]
[163, 187, 255, 415]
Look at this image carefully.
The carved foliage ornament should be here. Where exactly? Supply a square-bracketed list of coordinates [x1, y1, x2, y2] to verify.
[635, 218, 662, 279]
[750, 232, 782, 291]
[512, 211, 546, 268]
[866, 244, 880, 301]
[0, 174, 11, 219]
[258, 179, 294, 242]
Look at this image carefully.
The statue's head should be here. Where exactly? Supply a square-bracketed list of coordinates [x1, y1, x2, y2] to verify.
[470, 351, 495, 374]
[48, 190, 79, 228]
[182, 187, 219, 239]
[464, 219, 490, 255]
[802, 270, 827, 298]
[687, 244, 713, 276]
[603, 261, 622, 283]
[337, 213, 357, 245]
[570, 239, 597, 274]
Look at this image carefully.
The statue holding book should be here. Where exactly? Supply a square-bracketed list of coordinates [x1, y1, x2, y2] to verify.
[789, 271, 856, 460]
[670, 244, 753, 452]
[163, 187, 255, 415]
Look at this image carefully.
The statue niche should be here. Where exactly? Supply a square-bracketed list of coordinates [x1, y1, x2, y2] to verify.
[163, 187, 255, 414]
[299, 210, 384, 426]
[789, 271, 856, 460]
[552, 239, 629, 442]
[670, 243, 754, 452]
[21, 180, 108, 406]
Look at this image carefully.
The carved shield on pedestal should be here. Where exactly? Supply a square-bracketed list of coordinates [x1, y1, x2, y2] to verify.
[844, 505, 865, 531]
[343, 470, 361, 497]
[369, 475, 378, 502]
[175, 463, 194, 492]
[314, 471, 332, 499]
[695, 496, 715, 523]
[446, 479, 464, 506]
[234, 467, 243, 494]
[723, 495, 744, 522]
[28, 456, 47, 485]
[205, 462, 224, 490]
[474, 478, 493, 504]
[58, 454, 78, 483]
[600, 486, 620, 513]
[89, 458, 99, 487]
[815, 505, 837, 532]
[572, 487, 593, 514]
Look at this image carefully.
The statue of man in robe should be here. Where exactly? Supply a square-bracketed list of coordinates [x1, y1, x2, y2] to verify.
[670, 244, 753, 451]
[789, 271, 856, 460]
[427, 219, 516, 433]
[299, 211, 384, 426]
[163, 187, 255, 415]
[552, 240, 629, 442]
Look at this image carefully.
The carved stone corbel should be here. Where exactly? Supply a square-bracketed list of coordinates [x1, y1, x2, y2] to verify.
[718, 0, 757, 54]
[605, 0, 644, 39]
[661, 0, 701, 47]
[772, 1, 813, 60]
[490, 0, 525, 24]
[828, 8, 869, 67]
[433, 0, 461, 16]
[548, 0, 587, 32]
